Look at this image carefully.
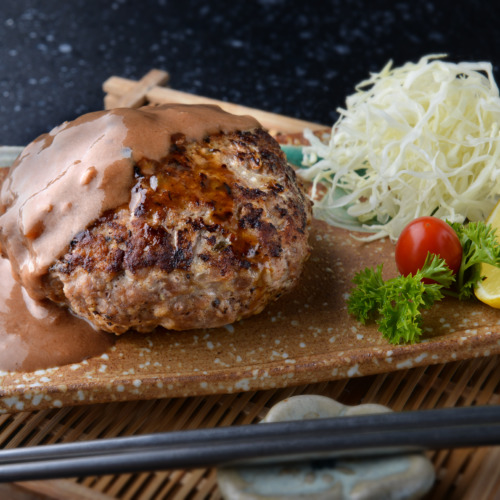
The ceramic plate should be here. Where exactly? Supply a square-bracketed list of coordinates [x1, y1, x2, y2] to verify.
[2, 142, 500, 414]
[2, 212, 500, 413]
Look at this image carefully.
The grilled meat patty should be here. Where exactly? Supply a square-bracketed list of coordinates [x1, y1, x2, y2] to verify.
[43, 127, 312, 334]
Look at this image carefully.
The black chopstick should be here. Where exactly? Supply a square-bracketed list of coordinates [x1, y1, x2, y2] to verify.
[0, 405, 499, 482]
[1, 404, 498, 465]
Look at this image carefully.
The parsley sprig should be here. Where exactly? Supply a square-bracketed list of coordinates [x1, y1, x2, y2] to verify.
[347, 221, 500, 345]
[450, 221, 500, 299]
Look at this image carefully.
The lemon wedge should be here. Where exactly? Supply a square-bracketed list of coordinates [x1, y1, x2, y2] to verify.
[475, 201, 500, 307]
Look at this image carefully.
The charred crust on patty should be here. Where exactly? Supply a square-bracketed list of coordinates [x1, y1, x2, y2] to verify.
[45, 127, 312, 333]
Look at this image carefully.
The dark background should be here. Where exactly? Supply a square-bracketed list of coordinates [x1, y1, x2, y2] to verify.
[0, 0, 497, 145]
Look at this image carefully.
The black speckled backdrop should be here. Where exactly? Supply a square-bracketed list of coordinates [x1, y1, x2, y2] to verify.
[0, 0, 498, 145]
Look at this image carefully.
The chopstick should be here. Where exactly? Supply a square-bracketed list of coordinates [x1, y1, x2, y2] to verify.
[0, 405, 499, 482]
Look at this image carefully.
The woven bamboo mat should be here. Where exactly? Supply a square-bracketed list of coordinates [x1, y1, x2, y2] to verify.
[2, 71, 500, 499]
[3, 358, 500, 499]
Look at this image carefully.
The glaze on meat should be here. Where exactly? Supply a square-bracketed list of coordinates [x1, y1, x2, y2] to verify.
[44, 127, 312, 333]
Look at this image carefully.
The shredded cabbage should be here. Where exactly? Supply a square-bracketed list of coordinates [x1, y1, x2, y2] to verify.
[300, 55, 500, 240]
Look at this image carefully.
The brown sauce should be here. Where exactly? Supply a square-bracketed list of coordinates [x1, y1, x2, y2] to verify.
[0, 104, 260, 301]
[0, 257, 114, 372]
[0, 104, 260, 372]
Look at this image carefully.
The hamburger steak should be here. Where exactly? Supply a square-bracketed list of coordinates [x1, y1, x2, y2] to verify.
[0, 105, 312, 334]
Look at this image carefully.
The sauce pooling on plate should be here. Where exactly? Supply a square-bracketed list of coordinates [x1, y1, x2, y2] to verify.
[0, 258, 114, 372]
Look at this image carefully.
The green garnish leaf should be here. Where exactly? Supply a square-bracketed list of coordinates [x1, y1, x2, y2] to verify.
[348, 220, 500, 345]
[347, 253, 453, 344]
[448, 221, 500, 299]
[347, 265, 385, 324]
[376, 274, 432, 344]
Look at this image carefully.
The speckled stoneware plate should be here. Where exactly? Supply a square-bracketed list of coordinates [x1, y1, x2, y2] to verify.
[3, 128, 500, 415]
[2, 206, 500, 413]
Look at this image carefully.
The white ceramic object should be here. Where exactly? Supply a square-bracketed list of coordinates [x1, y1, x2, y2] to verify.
[217, 395, 435, 500]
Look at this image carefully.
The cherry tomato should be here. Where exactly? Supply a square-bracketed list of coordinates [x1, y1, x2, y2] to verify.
[395, 216, 462, 279]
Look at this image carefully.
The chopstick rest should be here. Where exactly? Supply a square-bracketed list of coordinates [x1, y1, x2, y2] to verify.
[216, 395, 435, 500]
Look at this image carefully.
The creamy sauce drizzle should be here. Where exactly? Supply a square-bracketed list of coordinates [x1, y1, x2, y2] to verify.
[0, 104, 260, 372]
[0, 104, 260, 300]
[0, 258, 114, 372]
